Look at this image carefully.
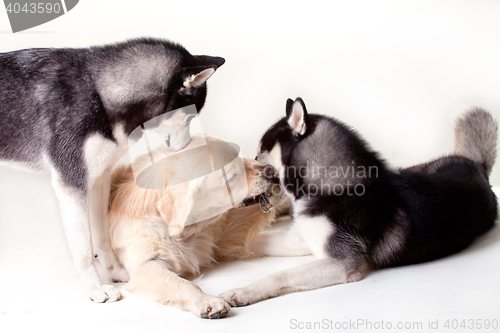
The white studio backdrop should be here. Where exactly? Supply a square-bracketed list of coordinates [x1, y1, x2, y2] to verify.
[1, 2, 500, 332]
[1, 0, 499, 185]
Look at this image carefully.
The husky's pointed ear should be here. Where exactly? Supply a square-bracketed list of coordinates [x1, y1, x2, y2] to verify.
[181, 56, 224, 92]
[183, 67, 216, 89]
[285, 98, 294, 118]
[194, 55, 225, 69]
[286, 98, 308, 135]
[180, 66, 218, 93]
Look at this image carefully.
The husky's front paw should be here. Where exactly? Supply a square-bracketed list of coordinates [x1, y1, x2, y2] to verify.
[193, 295, 230, 319]
[88, 284, 123, 303]
[220, 287, 260, 307]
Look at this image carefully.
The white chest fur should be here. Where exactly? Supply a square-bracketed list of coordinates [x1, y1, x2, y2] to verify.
[83, 124, 128, 184]
[293, 198, 335, 259]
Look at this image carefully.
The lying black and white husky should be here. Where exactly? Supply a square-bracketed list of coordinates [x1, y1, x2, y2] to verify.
[220, 98, 497, 306]
[0, 38, 224, 302]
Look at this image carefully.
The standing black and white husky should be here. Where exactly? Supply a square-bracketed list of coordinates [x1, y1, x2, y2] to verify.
[220, 98, 497, 306]
[0, 38, 224, 302]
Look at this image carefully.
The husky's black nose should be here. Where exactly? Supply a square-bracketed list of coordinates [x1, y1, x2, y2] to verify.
[264, 165, 275, 179]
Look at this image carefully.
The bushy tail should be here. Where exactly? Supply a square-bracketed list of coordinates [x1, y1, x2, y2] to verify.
[454, 108, 498, 177]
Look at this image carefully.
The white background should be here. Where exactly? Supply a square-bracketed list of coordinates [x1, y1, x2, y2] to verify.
[1, 1, 499, 332]
[1, 0, 500, 184]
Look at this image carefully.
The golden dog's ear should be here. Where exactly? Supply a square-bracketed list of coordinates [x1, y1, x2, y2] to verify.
[156, 183, 194, 236]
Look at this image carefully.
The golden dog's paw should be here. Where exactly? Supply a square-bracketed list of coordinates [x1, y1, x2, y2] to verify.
[219, 287, 258, 307]
[195, 295, 230, 319]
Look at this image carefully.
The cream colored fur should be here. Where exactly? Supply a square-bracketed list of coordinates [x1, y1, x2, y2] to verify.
[108, 136, 277, 318]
